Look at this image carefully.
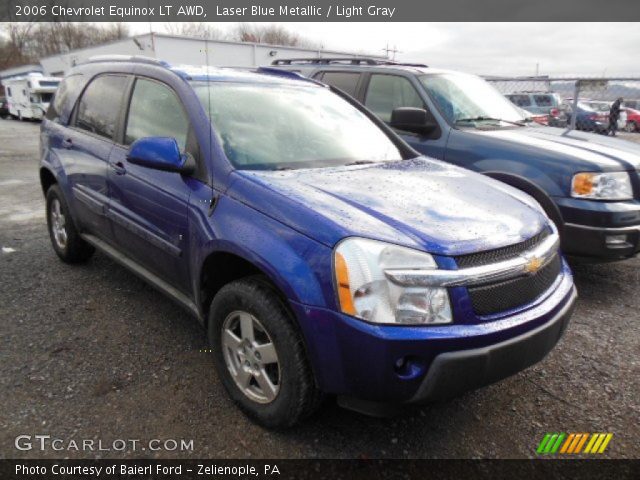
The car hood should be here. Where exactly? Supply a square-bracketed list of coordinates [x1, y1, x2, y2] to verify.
[473, 126, 640, 171]
[229, 157, 548, 256]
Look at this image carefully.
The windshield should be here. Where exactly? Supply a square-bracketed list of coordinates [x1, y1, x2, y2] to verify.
[584, 102, 610, 112]
[192, 82, 403, 170]
[419, 73, 526, 126]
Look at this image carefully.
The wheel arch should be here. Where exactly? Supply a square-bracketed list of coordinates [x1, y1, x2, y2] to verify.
[39, 166, 57, 196]
[197, 247, 297, 328]
[483, 171, 564, 233]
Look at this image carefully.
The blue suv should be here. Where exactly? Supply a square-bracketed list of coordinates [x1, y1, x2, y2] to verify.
[40, 57, 576, 427]
[273, 58, 640, 261]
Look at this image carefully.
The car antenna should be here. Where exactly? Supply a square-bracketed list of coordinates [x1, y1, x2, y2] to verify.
[204, 39, 219, 216]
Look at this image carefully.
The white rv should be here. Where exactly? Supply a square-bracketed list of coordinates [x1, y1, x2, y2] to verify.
[4, 73, 60, 120]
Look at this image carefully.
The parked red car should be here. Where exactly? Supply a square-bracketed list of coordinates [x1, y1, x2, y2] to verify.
[625, 108, 640, 132]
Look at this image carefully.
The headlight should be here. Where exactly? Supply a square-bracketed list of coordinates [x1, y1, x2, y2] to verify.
[334, 238, 452, 325]
[571, 172, 633, 200]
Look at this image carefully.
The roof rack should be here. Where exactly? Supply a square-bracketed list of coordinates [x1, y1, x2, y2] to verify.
[271, 57, 428, 67]
[82, 55, 170, 68]
[255, 67, 325, 86]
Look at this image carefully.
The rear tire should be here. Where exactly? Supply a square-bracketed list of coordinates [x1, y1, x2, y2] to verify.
[208, 276, 322, 428]
[46, 184, 94, 263]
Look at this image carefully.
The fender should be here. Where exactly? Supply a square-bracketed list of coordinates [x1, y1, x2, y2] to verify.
[190, 193, 335, 319]
[483, 171, 564, 234]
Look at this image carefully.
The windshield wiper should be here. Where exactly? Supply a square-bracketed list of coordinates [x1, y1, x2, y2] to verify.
[455, 116, 526, 127]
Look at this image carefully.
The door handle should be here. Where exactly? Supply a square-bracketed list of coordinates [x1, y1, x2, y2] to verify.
[62, 138, 73, 149]
[111, 161, 126, 175]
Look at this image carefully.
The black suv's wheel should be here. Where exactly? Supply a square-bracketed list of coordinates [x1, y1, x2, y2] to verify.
[208, 276, 322, 428]
[46, 185, 94, 263]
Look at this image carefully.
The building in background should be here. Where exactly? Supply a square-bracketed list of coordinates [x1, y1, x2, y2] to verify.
[28, 32, 382, 77]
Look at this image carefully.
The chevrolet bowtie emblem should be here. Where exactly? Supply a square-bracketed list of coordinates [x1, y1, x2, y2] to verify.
[524, 256, 543, 274]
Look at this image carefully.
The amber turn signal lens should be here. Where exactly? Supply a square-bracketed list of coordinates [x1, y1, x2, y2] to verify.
[572, 173, 594, 196]
[334, 252, 356, 315]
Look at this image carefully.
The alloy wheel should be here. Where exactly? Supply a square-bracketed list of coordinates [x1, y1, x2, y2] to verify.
[50, 198, 68, 249]
[221, 311, 281, 404]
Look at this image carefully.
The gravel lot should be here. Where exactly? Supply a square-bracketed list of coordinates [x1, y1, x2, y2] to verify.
[1, 120, 639, 459]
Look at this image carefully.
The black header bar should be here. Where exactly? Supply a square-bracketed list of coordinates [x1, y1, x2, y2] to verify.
[2, 0, 640, 22]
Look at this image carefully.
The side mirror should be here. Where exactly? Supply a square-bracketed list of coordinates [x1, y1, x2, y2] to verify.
[390, 107, 437, 135]
[127, 137, 194, 174]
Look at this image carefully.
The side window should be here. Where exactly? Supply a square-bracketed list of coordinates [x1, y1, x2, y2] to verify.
[6, 87, 11, 96]
[125, 78, 188, 151]
[319, 72, 360, 97]
[75, 75, 127, 140]
[364, 74, 424, 122]
[46, 74, 84, 122]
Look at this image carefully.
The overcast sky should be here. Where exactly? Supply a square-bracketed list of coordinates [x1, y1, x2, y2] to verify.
[129, 22, 640, 77]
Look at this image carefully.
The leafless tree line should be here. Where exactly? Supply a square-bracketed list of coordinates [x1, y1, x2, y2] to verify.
[0, 23, 129, 70]
[1, 22, 318, 71]
[164, 22, 318, 48]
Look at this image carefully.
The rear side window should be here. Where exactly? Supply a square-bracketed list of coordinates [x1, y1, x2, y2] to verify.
[533, 95, 553, 107]
[508, 95, 532, 107]
[124, 78, 189, 151]
[319, 72, 360, 97]
[46, 74, 84, 122]
[365, 74, 423, 122]
[75, 75, 127, 140]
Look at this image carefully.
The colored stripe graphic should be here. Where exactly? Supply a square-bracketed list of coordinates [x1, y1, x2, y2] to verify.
[573, 433, 589, 453]
[538, 433, 612, 454]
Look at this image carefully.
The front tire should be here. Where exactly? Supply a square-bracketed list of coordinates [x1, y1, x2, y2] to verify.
[46, 185, 94, 263]
[208, 276, 322, 428]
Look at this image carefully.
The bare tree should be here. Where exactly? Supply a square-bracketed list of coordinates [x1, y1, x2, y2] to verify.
[164, 23, 223, 40]
[0, 22, 129, 70]
[0, 23, 36, 69]
[231, 24, 317, 48]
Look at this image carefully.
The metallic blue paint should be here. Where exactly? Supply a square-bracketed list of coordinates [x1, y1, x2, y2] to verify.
[40, 60, 577, 403]
[127, 137, 185, 172]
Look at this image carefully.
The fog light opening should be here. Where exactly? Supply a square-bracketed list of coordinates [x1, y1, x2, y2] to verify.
[605, 234, 628, 247]
[393, 355, 426, 379]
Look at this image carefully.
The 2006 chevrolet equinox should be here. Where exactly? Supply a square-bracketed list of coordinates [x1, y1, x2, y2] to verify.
[40, 56, 577, 427]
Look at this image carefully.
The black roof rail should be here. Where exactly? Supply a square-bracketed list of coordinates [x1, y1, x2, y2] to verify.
[271, 57, 428, 67]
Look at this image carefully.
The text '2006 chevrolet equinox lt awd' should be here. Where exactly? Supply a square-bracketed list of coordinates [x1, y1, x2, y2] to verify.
[40, 56, 577, 428]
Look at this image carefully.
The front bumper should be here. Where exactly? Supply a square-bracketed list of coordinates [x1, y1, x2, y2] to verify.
[408, 287, 575, 403]
[563, 223, 640, 260]
[555, 196, 640, 260]
[290, 265, 576, 405]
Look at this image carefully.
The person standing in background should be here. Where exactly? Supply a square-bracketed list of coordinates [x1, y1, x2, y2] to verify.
[608, 97, 623, 136]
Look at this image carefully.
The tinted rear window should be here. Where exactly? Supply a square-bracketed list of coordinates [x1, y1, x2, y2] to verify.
[75, 75, 127, 140]
[319, 72, 360, 97]
[507, 95, 531, 107]
[46, 74, 84, 122]
[533, 95, 553, 107]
